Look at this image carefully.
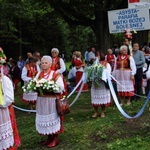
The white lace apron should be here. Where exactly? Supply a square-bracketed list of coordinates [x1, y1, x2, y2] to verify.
[0, 107, 14, 150]
[91, 81, 111, 105]
[115, 69, 134, 92]
[36, 96, 60, 135]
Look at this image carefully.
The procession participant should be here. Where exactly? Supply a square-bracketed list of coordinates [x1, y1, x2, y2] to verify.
[0, 49, 21, 150]
[115, 45, 136, 105]
[91, 51, 111, 118]
[50, 48, 68, 95]
[33, 51, 41, 69]
[74, 51, 88, 92]
[71, 51, 77, 67]
[35, 55, 64, 148]
[25, 52, 33, 64]
[21, 57, 40, 110]
[105, 48, 116, 72]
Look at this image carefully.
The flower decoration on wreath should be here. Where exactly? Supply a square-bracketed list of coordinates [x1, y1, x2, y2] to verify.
[124, 28, 137, 41]
[22, 78, 60, 96]
[84, 58, 104, 88]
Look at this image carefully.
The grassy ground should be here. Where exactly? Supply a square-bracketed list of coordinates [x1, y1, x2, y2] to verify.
[14, 83, 150, 150]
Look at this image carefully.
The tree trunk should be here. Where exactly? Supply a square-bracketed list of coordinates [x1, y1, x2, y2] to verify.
[19, 18, 22, 56]
[133, 30, 149, 46]
[92, 11, 110, 54]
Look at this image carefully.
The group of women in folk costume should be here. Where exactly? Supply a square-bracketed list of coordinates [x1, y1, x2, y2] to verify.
[0, 43, 137, 149]
[91, 45, 136, 117]
[0, 49, 65, 149]
[20, 48, 66, 148]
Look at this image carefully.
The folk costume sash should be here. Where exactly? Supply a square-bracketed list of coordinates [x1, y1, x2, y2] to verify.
[25, 64, 38, 77]
[51, 57, 60, 71]
[106, 54, 115, 63]
[117, 54, 130, 69]
[51, 57, 68, 95]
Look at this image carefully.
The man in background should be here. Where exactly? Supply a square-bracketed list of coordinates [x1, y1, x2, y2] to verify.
[88, 47, 96, 65]
[132, 43, 145, 100]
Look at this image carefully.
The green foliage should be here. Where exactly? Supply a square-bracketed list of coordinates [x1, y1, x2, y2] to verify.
[1, 0, 95, 59]
[46, 0, 128, 51]
[1, 0, 148, 59]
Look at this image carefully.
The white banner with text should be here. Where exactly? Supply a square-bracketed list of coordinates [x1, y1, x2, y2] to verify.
[108, 7, 150, 33]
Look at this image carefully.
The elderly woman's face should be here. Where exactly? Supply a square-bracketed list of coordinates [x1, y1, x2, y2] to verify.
[121, 48, 127, 55]
[51, 51, 58, 58]
[41, 59, 51, 70]
[108, 49, 112, 54]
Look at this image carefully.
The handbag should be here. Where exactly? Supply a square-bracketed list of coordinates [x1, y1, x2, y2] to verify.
[56, 97, 70, 116]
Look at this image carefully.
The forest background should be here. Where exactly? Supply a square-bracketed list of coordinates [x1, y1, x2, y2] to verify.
[0, 0, 149, 61]
[1, 1, 150, 149]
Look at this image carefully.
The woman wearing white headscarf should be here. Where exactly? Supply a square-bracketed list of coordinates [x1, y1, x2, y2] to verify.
[0, 72, 21, 149]
[0, 49, 21, 150]
[35, 55, 64, 148]
[51, 48, 68, 95]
